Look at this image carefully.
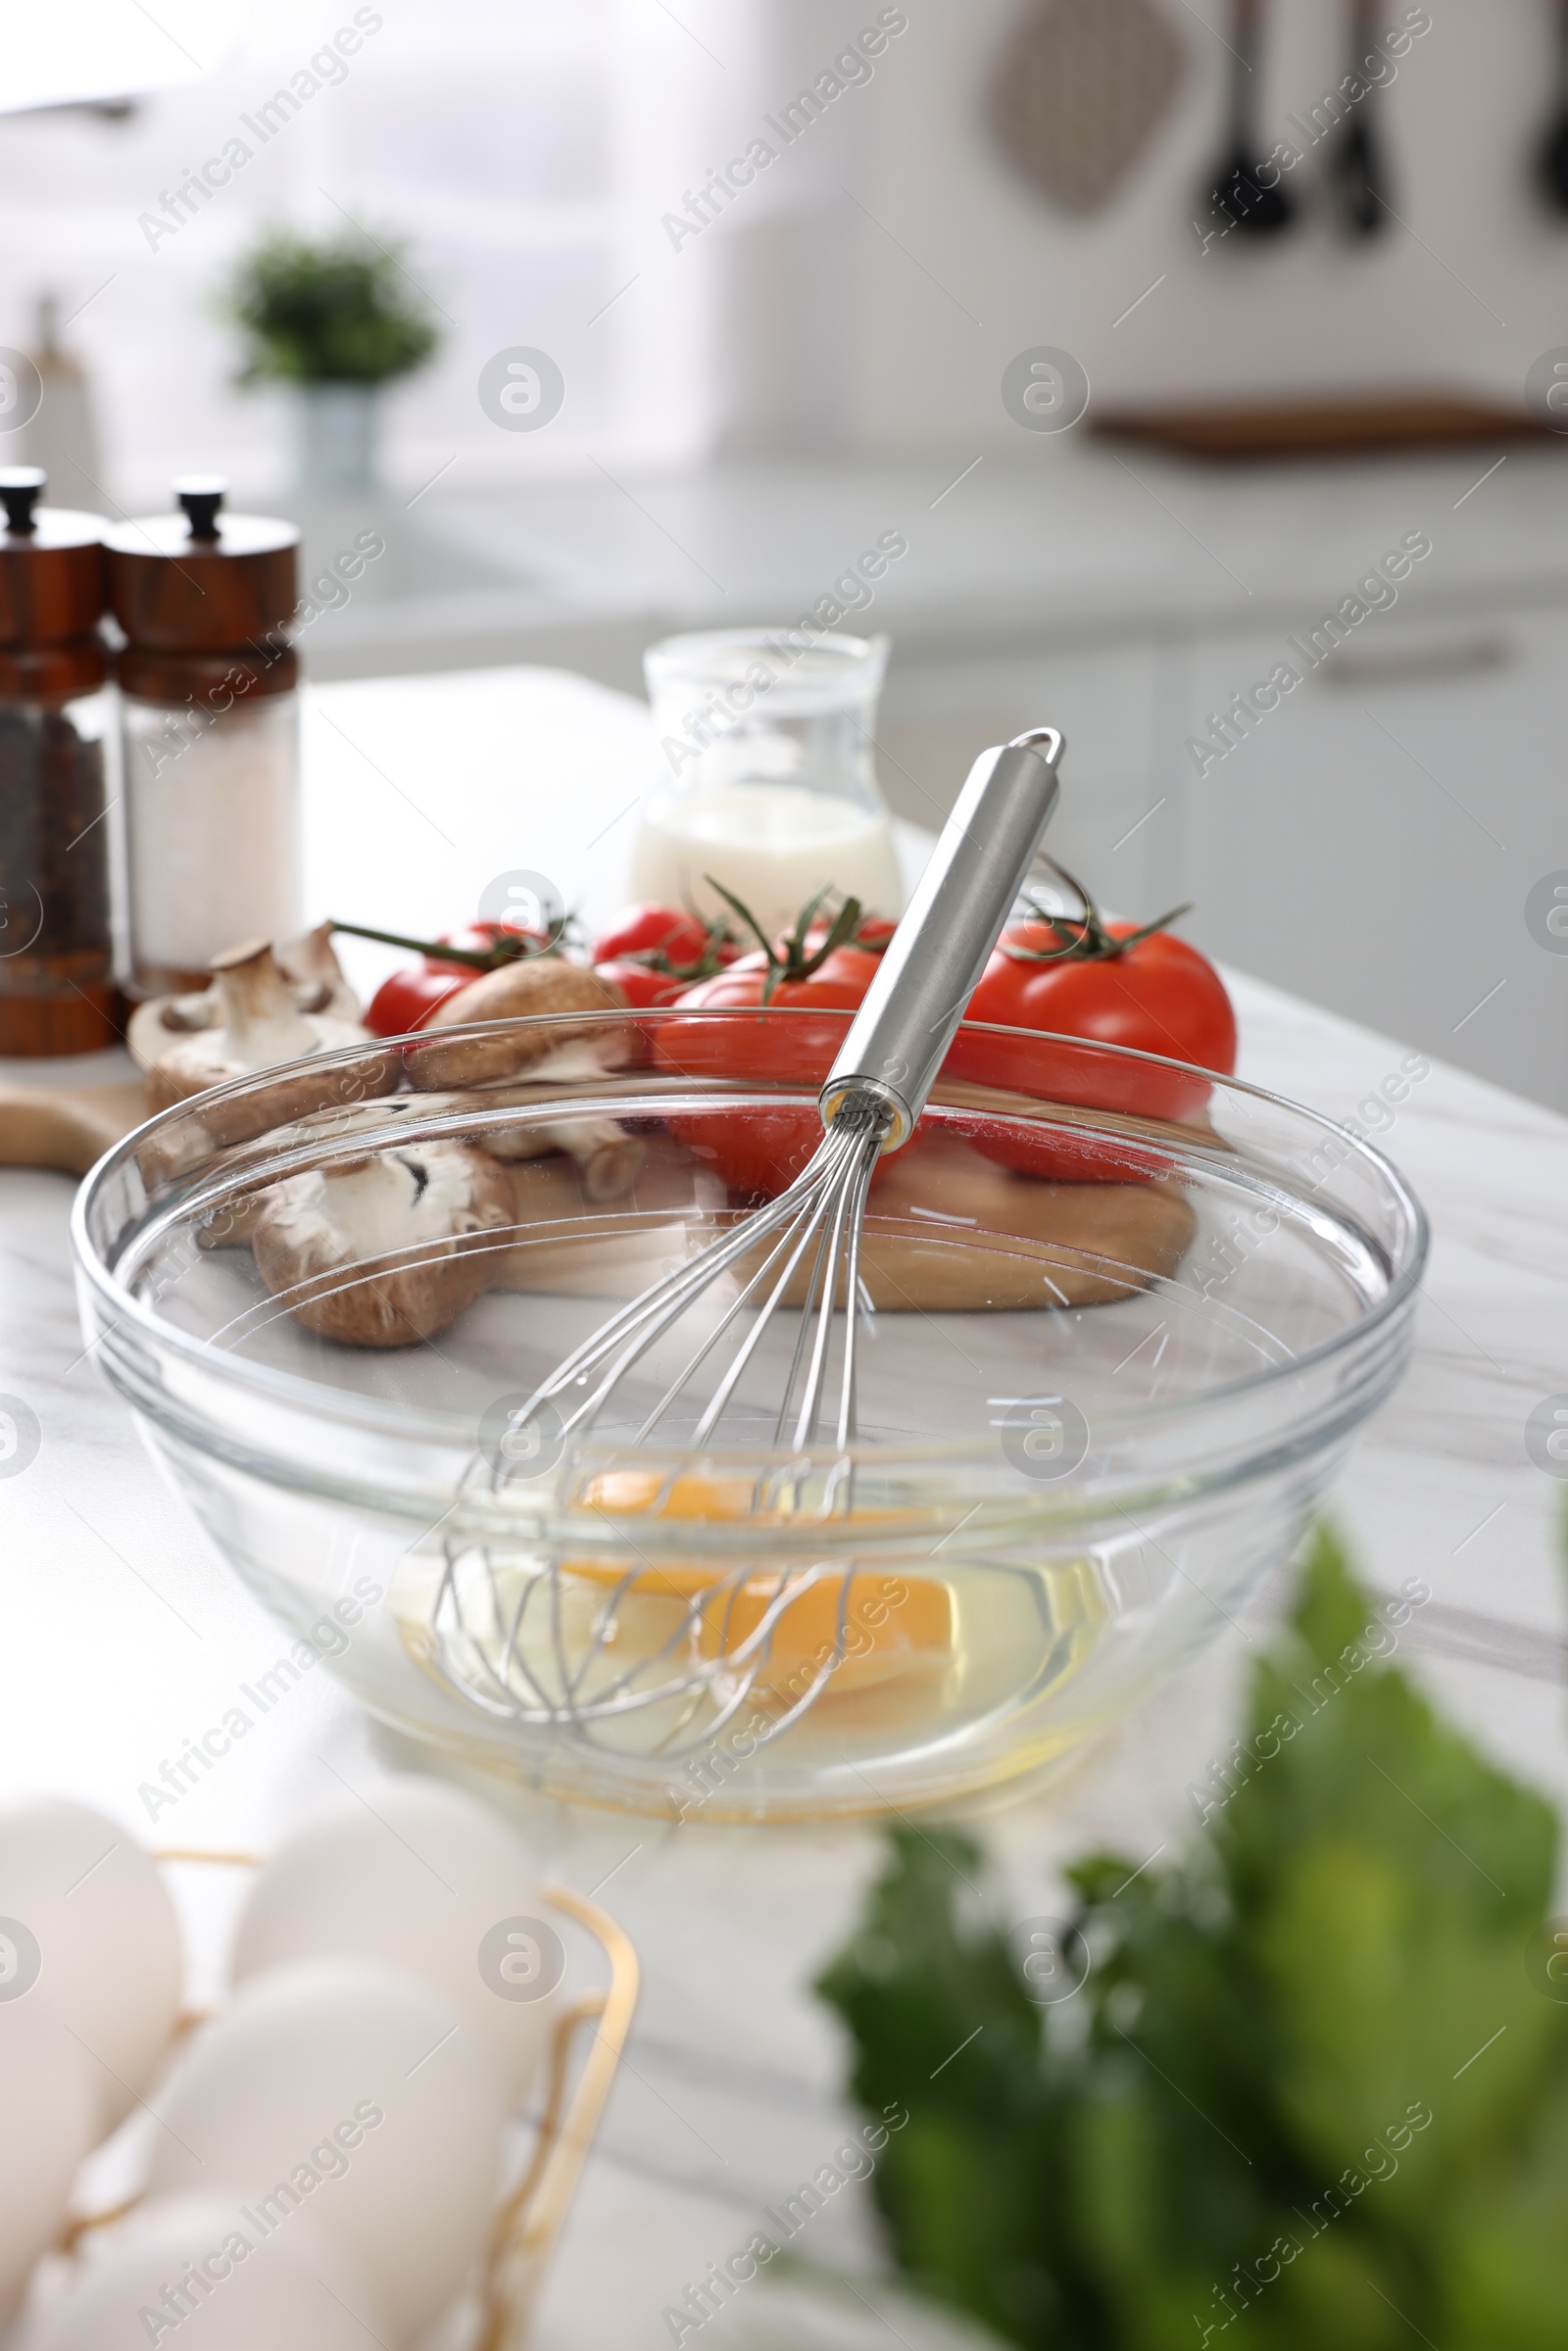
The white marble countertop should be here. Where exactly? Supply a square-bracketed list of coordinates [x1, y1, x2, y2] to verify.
[296, 442, 1568, 690]
[3, 664, 1566, 2351]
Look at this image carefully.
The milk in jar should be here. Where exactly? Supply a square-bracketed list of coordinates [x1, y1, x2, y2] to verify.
[629, 630, 902, 943]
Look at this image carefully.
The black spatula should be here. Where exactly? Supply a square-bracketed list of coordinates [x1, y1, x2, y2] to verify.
[1328, 0, 1393, 236]
[1209, 0, 1294, 234]
[1539, 0, 1568, 212]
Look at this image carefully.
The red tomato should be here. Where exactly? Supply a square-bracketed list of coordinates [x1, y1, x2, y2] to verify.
[366, 965, 471, 1037]
[594, 956, 690, 1010]
[654, 946, 882, 1198]
[426, 920, 548, 973]
[665, 947, 882, 1075]
[800, 910, 896, 955]
[594, 905, 713, 969]
[362, 922, 555, 1035]
[945, 917, 1236, 1181]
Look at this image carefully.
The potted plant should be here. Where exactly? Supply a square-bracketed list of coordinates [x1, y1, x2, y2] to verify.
[223, 228, 438, 495]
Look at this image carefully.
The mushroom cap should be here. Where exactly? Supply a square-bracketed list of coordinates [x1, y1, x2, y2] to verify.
[251, 1140, 515, 1347]
[146, 1014, 378, 1113]
[137, 1053, 404, 1191]
[126, 989, 219, 1071]
[405, 957, 627, 1089]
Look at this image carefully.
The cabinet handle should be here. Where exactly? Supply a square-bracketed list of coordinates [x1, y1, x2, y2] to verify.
[1314, 633, 1513, 689]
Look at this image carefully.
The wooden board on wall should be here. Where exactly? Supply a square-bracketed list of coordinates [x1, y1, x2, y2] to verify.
[1092, 392, 1562, 463]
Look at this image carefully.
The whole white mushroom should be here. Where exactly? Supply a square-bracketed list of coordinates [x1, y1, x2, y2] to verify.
[0, 1994, 100, 2320]
[143, 1957, 506, 2343]
[0, 1798, 181, 2128]
[231, 1775, 559, 2103]
[18, 2190, 386, 2351]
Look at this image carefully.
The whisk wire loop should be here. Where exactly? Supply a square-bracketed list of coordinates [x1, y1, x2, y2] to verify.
[514, 1117, 861, 1451]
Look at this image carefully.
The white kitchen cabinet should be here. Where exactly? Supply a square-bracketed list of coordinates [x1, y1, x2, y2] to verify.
[1171, 608, 1568, 1113]
[877, 640, 1187, 924]
[868, 604, 1568, 1116]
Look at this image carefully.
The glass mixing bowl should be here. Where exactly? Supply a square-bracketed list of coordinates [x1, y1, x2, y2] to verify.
[72, 1008, 1426, 1822]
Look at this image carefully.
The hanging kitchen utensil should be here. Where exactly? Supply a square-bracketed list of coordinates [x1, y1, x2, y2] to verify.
[1539, 0, 1568, 211]
[1209, 0, 1294, 234]
[990, 0, 1186, 218]
[1326, 0, 1392, 236]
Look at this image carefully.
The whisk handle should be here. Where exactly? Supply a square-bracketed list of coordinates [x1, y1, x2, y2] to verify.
[819, 726, 1063, 1147]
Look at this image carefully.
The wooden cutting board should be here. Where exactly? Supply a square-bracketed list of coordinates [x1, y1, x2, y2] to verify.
[494, 1133, 1197, 1312]
[0, 1081, 147, 1176]
[2, 1091, 1200, 1315]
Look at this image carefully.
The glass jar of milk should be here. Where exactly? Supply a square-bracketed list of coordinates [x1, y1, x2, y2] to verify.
[628, 629, 902, 943]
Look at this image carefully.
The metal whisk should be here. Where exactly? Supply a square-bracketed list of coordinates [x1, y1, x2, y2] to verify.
[419, 729, 1063, 1763]
[526, 725, 1063, 1455]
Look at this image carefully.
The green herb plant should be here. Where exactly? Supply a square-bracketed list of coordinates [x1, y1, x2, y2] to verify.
[817, 1530, 1568, 2350]
[224, 229, 437, 385]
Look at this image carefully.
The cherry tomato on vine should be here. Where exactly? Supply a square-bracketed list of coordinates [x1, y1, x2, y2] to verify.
[362, 922, 553, 1036]
[655, 941, 883, 1198]
[593, 905, 715, 969]
[366, 964, 470, 1036]
[426, 919, 549, 970]
[945, 866, 1236, 1180]
[799, 909, 896, 956]
[593, 957, 692, 1010]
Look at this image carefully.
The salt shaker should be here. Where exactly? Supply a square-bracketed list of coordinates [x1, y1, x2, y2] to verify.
[0, 466, 115, 1055]
[107, 477, 301, 997]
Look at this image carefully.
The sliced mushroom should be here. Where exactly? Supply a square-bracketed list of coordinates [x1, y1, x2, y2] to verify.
[404, 957, 627, 1090]
[251, 1141, 514, 1347]
[128, 923, 361, 1072]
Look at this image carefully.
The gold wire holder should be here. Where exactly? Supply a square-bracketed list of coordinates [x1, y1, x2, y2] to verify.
[481, 1882, 640, 2349]
[62, 1852, 638, 2350]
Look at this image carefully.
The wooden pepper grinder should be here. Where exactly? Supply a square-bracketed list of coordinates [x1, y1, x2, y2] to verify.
[107, 477, 302, 998]
[0, 465, 117, 1056]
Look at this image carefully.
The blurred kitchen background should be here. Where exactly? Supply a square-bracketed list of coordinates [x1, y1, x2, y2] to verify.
[5, 0, 1568, 1109]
